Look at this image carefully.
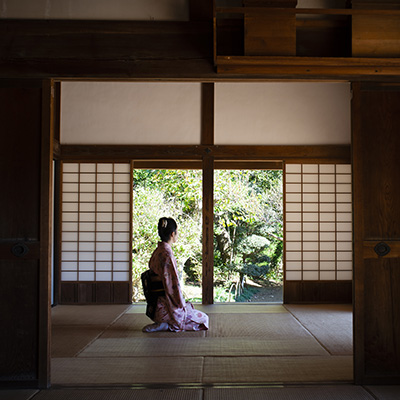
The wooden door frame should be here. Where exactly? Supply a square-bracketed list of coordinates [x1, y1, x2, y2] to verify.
[39, 79, 55, 388]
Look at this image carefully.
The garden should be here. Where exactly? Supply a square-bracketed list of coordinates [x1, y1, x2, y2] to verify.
[132, 169, 283, 303]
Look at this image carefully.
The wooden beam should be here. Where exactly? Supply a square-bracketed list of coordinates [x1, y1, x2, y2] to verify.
[216, 56, 400, 78]
[1, 19, 400, 80]
[201, 83, 215, 146]
[132, 160, 283, 170]
[189, 0, 213, 21]
[61, 144, 350, 163]
[0, 20, 214, 79]
[216, 7, 400, 15]
[202, 155, 214, 304]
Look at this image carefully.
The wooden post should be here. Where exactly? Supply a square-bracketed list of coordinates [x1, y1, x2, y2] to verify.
[201, 82, 215, 305]
[201, 83, 215, 146]
[39, 79, 54, 388]
[202, 154, 214, 304]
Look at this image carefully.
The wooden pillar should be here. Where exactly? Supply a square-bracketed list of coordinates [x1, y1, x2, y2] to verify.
[201, 83, 215, 304]
[0, 79, 53, 388]
[202, 154, 214, 305]
[39, 80, 54, 387]
[201, 83, 214, 146]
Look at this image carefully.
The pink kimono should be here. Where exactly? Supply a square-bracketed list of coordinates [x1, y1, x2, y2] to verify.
[148, 241, 209, 332]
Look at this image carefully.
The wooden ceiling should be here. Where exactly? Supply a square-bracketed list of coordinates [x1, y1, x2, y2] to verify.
[0, 1, 400, 81]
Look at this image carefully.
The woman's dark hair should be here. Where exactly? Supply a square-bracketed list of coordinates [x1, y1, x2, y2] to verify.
[158, 217, 177, 242]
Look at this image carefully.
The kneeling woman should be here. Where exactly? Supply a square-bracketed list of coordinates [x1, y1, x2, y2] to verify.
[142, 217, 209, 333]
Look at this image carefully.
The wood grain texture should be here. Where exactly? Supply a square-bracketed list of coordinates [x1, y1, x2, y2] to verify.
[38, 79, 54, 388]
[201, 83, 215, 146]
[61, 145, 350, 163]
[353, 15, 400, 57]
[216, 56, 400, 78]
[352, 83, 400, 384]
[244, 12, 296, 56]
[202, 155, 214, 304]
[60, 282, 131, 304]
[285, 281, 352, 304]
[0, 82, 44, 386]
[1, 19, 400, 80]
[0, 85, 42, 240]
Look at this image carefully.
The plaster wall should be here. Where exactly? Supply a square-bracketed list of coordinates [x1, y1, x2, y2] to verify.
[61, 82, 351, 145]
[215, 82, 351, 145]
[60, 82, 202, 145]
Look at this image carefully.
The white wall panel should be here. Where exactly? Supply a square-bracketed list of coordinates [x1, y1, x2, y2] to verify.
[61, 82, 201, 145]
[216, 83, 351, 145]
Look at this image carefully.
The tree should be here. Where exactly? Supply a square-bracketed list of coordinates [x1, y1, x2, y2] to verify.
[213, 170, 283, 299]
[132, 169, 202, 301]
[132, 168, 283, 302]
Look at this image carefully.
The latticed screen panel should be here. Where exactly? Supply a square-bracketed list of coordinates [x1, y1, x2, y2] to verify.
[61, 162, 131, 282]
[285, 164, 352, 281]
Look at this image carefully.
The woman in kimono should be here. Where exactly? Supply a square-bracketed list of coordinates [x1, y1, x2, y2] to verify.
[142, 217, 209, 333]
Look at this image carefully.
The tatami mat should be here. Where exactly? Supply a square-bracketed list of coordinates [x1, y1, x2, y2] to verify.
[3, 386, 400, 400]
[206, 313, 310, 338]
[203, 356, 353, 383]
[366, 386, 400, 400]
[285, 305, 353, 355]
[101, 314, 206, 338]
[51, 303, 354, 386]
[33, 388, 202, 400]
[79, 337, 328, 357]
[196, 304, 288, 314]
[126, 304, 287, 314]
[0, 390, 38, 400]
[102, 312, 311, 339]
[52, 326, 105, 357]
[204, 385, 373, 400]
[51, 357, 204, 385]
[52, 305, 130, 326]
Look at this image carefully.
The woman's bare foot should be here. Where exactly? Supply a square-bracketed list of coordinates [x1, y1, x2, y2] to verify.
[142, 322, 169, 333]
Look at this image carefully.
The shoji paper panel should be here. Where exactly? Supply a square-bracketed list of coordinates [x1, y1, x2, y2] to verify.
[285, 164, 352, 281]
[61, 162, 131, 282]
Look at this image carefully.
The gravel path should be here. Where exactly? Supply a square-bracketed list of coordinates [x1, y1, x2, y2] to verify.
[247, 285, 283, 303]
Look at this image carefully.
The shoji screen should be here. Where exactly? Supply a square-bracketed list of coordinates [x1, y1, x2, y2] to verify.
[60, 162, 132, 304]
[284, 164, 352, 303]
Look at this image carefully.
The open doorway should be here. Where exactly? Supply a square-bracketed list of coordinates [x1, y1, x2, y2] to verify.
[131, 167, 283, 304]
[132, 168, 203, 303]
[213, 169, 283, 303]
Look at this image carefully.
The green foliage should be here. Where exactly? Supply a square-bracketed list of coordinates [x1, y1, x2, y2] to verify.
[132, 170, 202, 301]
[235, 286, 260, 302]
[213, 170, 283, 299]
[132, 168, 283, 303]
